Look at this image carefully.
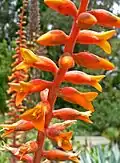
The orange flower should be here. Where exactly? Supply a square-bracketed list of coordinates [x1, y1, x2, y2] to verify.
[53, 108, 92, 123]
[44, 0, 77, 17]
[73, 52, 115, 70]
[14, 48, 58, 74]
[59, 87, 98, 112]
[64, 70, 105, 92]
[77, 12, 97, 29]
[46, 120, 76, 137]
[20, 101, 50, 132]
[89, 9, 120, 28]
[0, 120, 34, 137]
[48, 131, 73, 151]
[42, 149, 79, 162]
[77, 30, 116, 54]
[37, 30, 68, 46]
[16, 141, 38, 159]
[8, 79, 52, 106]
[2, 145, 33, 162]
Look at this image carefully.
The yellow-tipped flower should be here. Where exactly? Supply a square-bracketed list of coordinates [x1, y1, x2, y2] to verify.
[15, 48, 58, 74]
[77, 30, 116, 54]
[64, 70, 105, 92]
[59, 87, 98, 112]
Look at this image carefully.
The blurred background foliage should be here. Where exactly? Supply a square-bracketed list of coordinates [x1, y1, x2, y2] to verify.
[0, 0, 120, 143]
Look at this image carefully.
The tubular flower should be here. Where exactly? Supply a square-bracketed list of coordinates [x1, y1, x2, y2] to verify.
[14, 48, 58, 74]
[47, 131, 73, 151]
[44, 0, 78, 18]
[42, 149, 79, 162]
[76, 12, 97, 29]
[37, 30, 68, 46]
[46, 120, 76, 137]
[88, 9, 120, 28]
[15, 141, 38, 159]
[0, 120, 34, 137]
[8, 79, 52, 106]
[59, 87, 98, 112]
[64, 70, 105, 92]
[3, 145, 33, 162]
[53, 108, 92, 123]
[73, 52, 115, 70]
[77, 30, 116, 54]
[20, 101, 50, 132]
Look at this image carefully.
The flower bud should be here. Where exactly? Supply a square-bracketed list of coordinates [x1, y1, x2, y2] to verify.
[58, 53, 75, 69]
[73, 52, 115, 70]
[89, 9, 120, 28]
[44, 0, 77, 17]
[37, 30, 68, 46]
[77, 12, 97, 29]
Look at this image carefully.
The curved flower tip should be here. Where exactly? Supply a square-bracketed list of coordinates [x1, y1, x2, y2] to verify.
[77, 12, 97, 29]
[37, 30, 68, 46]
[53, 108, 93, 123]
[42, 149, 80, 162]
[64, 70, 105, 92]
[73, 52, 115, 70]
[77, 30, 116, 54]
[0, 120, 34, 137]
[59, 87, 98, 112]
[15, 48, 58, 74]
[44, 0, 78, 18]
[89, 9, 120, 28]
[20, 101, 50, 132]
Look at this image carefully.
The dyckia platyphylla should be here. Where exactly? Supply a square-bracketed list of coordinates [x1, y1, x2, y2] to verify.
[2, 0, 119, 162]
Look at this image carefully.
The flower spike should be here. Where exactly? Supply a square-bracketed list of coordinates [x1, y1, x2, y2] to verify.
[44, 0, 78, 18]
[59, 87, 98, 112]
[37, 30, 68, 46]
[89, 9, 120, 28]
[73, 52, 115, 70]
[77, 30, 116, 54]
[53, 108, 92, 123]
[15, 48, 58, 74]
[42, 149, 80, 162]
[64, 70, 105, 92]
